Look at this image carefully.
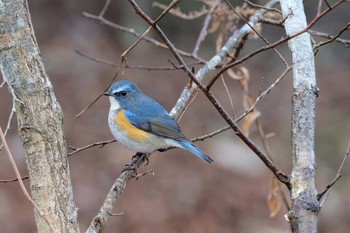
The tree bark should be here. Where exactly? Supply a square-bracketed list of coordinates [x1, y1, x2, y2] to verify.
[280, 1, 320, 232]
[0, 1, 79, 232]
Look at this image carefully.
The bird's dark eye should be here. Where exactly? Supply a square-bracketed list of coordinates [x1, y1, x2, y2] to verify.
[113, 90, 128, 97]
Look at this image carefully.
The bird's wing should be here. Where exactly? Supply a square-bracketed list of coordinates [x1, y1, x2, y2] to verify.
[148, 115, 185, 140]
[125, 110, 185, 140]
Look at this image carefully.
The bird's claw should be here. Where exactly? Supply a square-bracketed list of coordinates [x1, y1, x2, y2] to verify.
[122, 163, 138, 175]
[122, 152, 149, 176]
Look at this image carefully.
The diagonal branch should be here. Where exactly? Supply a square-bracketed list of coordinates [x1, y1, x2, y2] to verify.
[310, 22, 350, 49]
[317, 139, 350, 204]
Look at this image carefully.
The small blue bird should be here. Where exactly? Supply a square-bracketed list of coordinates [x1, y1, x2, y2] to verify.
[103, 80, 213, 164]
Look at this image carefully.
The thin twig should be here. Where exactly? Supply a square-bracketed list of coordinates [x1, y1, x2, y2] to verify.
[152, 2, 208, 20]
[135, 169, 155, 178]
[0, 175, 29, 183]
[221, 76, 235, 118]
[317, 0, 323, 15]
[0, 80, 5, 88]
[317, 175, 341, 204]
[191, 125, 229, 142]
[192, 1, 219, 57]
[0, 127, 54, 231]
[244, 0, 282, 14]
[75, 50, 203, 70]
[318, 139, 350, 204]
[68, 139, 116, 156]
[310, 23, 350, 49]
[0, 102, 15, 150]
[99, 0, 111, 17]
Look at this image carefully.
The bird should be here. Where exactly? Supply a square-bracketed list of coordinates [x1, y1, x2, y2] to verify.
[103, 80, 213, 164]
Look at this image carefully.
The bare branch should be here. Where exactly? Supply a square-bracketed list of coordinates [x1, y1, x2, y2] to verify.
[317, 0, 323, 15]
[244, 0, 282, 14]
[0, 175, 29, 183]
[153, 2, 208, 20]
[0, 101, 15, 150]
[318, 139, 350, 204]
[68, 139, 116, 156]
[221, 76, 235, 117]
[192, 1, 219, 57]
[75, 50, 203, 70]
[310, 23, 350, 49]
[98, 0, 111, 17]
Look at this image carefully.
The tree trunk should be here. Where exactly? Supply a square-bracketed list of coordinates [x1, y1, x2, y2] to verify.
[280, 1, 320, 232]
[0, 1, 79, 232]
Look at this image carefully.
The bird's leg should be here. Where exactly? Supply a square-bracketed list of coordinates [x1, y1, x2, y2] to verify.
[131, 152, 143, 161]
[131, 152, 149, 165]
[122, 152, 148, 174]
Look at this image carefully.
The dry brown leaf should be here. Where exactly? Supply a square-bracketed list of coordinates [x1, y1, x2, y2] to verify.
[264, 11, 283, 22]
[267, 175, 282, 218]
[241, 110, 260, 136]
[227, 66, 250, 82]
[216, 31, 224, 52]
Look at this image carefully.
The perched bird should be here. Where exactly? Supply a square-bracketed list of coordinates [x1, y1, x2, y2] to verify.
[103, 80, 213, 164]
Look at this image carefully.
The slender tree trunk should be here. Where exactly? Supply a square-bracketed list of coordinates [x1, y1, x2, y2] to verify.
[280, 1, 320, 232]
[0, 1, 79, 232]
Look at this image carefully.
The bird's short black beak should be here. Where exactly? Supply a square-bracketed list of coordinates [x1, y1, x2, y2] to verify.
[103, 92, 112, 96]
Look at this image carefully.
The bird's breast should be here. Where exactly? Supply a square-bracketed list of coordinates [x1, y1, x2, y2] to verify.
[114, 109, 150, 141]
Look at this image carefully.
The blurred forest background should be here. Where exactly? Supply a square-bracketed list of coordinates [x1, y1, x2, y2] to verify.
[0, 0, 349, 232]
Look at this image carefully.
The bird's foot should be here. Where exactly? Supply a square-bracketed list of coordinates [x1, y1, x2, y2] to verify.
[122, 153, 149, 175]
[131, 152, 143, 161]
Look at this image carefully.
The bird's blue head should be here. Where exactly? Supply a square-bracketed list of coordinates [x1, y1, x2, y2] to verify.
[104, 80, 143, 111]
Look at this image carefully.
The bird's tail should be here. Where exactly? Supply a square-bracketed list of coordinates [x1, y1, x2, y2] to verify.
[178, 141, 214, 164]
